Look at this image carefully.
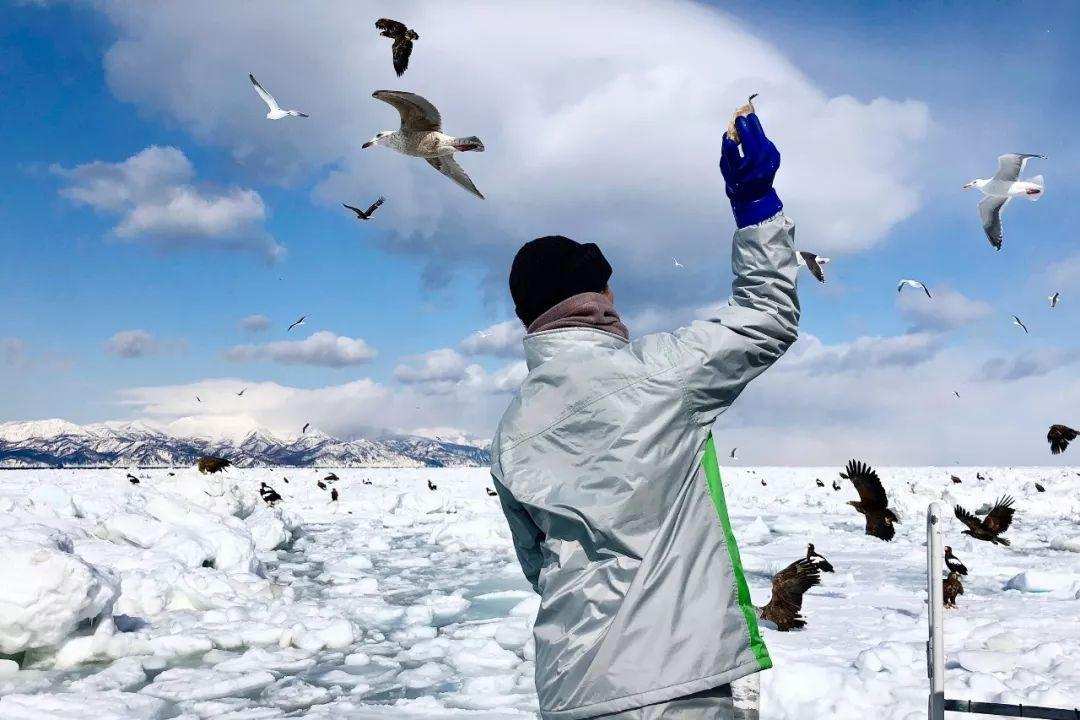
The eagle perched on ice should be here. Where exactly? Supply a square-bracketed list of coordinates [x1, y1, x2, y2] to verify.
[841, 460, 899, 541]
[197, 456, 232, 474]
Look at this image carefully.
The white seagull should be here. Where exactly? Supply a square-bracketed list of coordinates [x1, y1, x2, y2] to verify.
[364, 91, 485, 199]
[1011, 315, 1029, 334]
[1048, 291, 1060, 309]
[963, 153, 1045, 250]
[897, 278, 932, 299]
[796, 251, 830, 283]
[673, 257, 684, 269]
[249, 74, 309, 120]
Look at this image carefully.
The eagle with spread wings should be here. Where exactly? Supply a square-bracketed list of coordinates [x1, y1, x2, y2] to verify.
[841, 459, 899, 541]
[954, 496, 1015, 545]
[758, 557, 821, 631]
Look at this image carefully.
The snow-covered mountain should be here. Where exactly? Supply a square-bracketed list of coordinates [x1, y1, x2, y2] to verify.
[0, 419, 490, 469]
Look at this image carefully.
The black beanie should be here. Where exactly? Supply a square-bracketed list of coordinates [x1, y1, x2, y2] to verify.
[509, 235, 612, 326]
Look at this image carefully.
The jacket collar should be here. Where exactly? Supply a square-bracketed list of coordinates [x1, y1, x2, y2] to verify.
[523, 327, 629, 371]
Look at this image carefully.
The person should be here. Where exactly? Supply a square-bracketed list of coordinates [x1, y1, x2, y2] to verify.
[490, 110, 800, 720]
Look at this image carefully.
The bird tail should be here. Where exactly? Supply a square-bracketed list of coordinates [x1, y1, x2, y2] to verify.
[452, 136, 485, 152]
[1028, 174, 1045, 200]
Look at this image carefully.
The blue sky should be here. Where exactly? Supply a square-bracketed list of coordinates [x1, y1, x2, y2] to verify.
[2, 1, 1078, 464]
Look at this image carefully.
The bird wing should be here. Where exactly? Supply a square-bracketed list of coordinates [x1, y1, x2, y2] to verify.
[249, 74, 280, 112]
[342, 203, 363, 216]
[372, 90, 441, 132]
[992, 153, 1043, 182]
[953, 504, 982, 533]
[767, 558, 821, 614]
[1012, 315, 1028, 333]
[392, 37, 414, 76]
[844, 459, 889, 512]
[375, 18, 408, 37]
[426, 156, 484, 198]
[921, 282, 932, 299]
[1048, 424, 1077, 454]
[982, 496, 1015, 534]
[365, 196, 386, 216]
[801, 252, 825, 283]
[978, 195, 1008, 250]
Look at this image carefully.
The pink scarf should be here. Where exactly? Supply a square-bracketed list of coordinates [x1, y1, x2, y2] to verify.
[527, 292, 629, 341]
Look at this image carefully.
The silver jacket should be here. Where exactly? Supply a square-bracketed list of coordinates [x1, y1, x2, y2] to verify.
[491, 213, 800, 719]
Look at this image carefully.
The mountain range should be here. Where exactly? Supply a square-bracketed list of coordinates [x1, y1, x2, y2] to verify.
[0, 419, 490, 469]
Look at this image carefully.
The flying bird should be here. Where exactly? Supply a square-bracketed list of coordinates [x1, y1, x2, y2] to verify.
[197, 456, 232, 474]
[330, 487, 339, 502]
[954, 496, 1015, 545]
[375, 18, 419, 76]
[953, 391, 960, 399]
[796, 251, 830, 283]
[897, 278, 932, 299]
[485, 487, 498, 497]
[302, 423, 310, 434]
[815, 479, 824, 488]
[841, 459, 900, 541]
[757, 557, 821, 631]
[427, 479, 437, 491]
[943, 571, 964, 609]
[324, 472, 339, 482]
[259, 482, 282, 506]
[287, 316, 306, 332]
[1047, 424, 1077, 454]
[944, 546, 968, 576]
[730, 447, 738, 459]
[806, 543, 834, 573]
[365, 91, 485, 199]
[248, 74, 308, 119]
[963, 153, 1045, 250]
[673, 257, 684, 269]
[196, 396, 201, 402]
[237, 388, 247, 397]
[1011, 315, 1029, 334]
[343, 197, 386, 221]
[1048, 291, 1060, 309]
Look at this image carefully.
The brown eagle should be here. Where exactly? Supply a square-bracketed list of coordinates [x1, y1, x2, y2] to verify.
[943, 571, 964, 609]
[375, 18, 419, 76]
[841, 460, 899, 541]
[758, 557, 821, 631]
[950, 475, 962, 484]
[954, 496, 1015, 545]
[197, 456, 232, 474]
[1047, 424, 1077, 454]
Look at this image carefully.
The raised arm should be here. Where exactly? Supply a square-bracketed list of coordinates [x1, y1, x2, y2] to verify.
[672, 112, 800, 425]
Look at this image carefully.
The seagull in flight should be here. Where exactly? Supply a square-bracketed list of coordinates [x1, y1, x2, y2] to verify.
[237, 387, 247, 397]
[1011, 315, 1029, 334]
[302, 422, 310, 434]
[1049, 291, 1060, 309]
[287, 315, 306, 332]
[964, 153, 1045, 250]
[343, 197, 386, 221]
[953, 391, 960, 399]
[796, 251, 830, 283]
[248, 74, 308, 120]
[375, 18, 419, 76]
[673, 257, 684, 269]
[897, 279, 932, 299]
[730, 447, 738, 459]
[195, 396, 201, 402]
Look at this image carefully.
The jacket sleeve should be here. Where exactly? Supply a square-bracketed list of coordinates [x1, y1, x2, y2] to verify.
[492, 476, 545, 594]
[672, 212, 800, 425]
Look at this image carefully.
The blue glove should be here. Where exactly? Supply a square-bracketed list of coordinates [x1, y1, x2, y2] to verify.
[720, 113, 782, 228]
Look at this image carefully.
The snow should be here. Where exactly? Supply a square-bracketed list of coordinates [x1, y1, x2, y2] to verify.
[0, 465, 1077, 719]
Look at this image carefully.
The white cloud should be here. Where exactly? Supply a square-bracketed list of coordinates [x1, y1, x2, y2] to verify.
[776, 331, 943, 375]
[395, 348, 470, 385]
[92, 1, 930, 306]
[896, 288, 992, 331]
[977, 348, 1080, 382]
[225, 330, 376, 367]
[459, 320, 524, 358]
[239, 314, 272, 333]
[53, 145, 282, 260]
[104, 329, 160, 358]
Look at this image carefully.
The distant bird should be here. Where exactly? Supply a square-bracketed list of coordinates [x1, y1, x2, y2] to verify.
[955, 496, 1015, 545]
[730, 447, 738, 459]
[963, 153, 1045, 250]
[365, 91, 485, 199]
[976, 472, 985, 481]
[197, 456, 231, 474]
[302, 423, 310, 434]
[248, 74, 308, 119]
[196, 396, 201, 402]
[1034, 482, 1045, 492]
[944, 546, 968, 576]
[343, 197, 386, 221]
[1011, 315, 1029, 334]
[897, 278, 932, 299]
[287, 316, 306, 332]
[831, 479, 840, 491]
[330, 487, 339, 502]
[841, 459, 899, 541]
[259, 482, 282, 506]
[796, 251, 830, 283]
[951, 475, 962, 484]
[1047, 424, 1077, 454]
[126, 473, 140, 485]
[362, 478, 372, 485]
[673, 257, 684, 269]
[317, 480, 327, 491]
[806, 543, 834, 573]
[375, 18, 419, 76]
[485, 487, 498, 497]
[283, 477, 289, 484]
[427, 479, 437, 491]
[815, 479, 824, 488]
[324, 472, 339, 482]
[757, 557, 821, 631]
[237, 388, 247, 397]
[943, 571, 964, 609]
[1048, 291, 1060, 309]
[953, 391, 960, 399]
[167, 472, 175, 476]
[760, 479, 767, 486]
